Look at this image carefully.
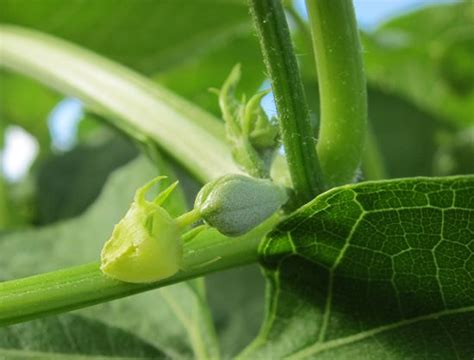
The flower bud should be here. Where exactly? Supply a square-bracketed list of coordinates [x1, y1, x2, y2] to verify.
[100, 177, 182, 283]
[195, 174, 288, 237]
[217, 65, 279, 178]
[243, 91, 279, 149]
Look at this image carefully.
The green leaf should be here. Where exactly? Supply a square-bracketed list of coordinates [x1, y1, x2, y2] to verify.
[433, 127, 474, 176]
[0, 314, 165, 359]
[0, 71, 58, 151]
[367, 89, 451, 178]
[152, 35, 264, 116]
[0, 156, 220, 358]
[0, 0, 254, 77]
[35, 134, 137, 225]
[242, 176, 474, 359]
[158, 280, 220, 359]
[363, 2, 474, 128]
[0, 179, 13, 230]
[207, 265, 265, 357]
[78, 280, 220, 359]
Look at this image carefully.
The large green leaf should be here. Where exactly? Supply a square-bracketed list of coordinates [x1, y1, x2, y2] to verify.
[0, 156, 220, 358]
[242, 176, 474, 359]
[0, 314, 165, 359]
[363, 2, 474, 128]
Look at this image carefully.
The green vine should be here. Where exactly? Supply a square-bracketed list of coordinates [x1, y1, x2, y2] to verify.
[249, 0, 325, 204]
[305, 0, 368, 187]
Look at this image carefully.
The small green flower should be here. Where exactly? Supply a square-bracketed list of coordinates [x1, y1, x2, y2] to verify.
[195, 174, 288, 236]
[100, 177, 182, 283]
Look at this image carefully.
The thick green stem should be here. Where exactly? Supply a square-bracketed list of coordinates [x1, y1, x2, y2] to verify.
[0, 25, 238, 183]
[249, 0, 324, 204]
[0, 217, 278, 326]
[305, 0, 367, 187]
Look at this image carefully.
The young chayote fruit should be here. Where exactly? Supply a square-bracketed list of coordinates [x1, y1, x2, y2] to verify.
[100, 177, 182, 283]
[194, 174, 288, 237]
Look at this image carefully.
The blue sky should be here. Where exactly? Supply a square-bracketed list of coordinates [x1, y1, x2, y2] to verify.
[353, 0, 454, 29]
[296, 0, 456, 30]
[1, 0, 457, 181]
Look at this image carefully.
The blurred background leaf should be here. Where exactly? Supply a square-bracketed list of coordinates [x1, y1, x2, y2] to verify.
[367, 89, 450, 178]
[35, 133, 137, 225]
[0, 0, 264, 131]
[0, 71, 57, 151]
[207, 265, 265, 357]
[362, 1, 474, 128]
[0, 314, 166, 358]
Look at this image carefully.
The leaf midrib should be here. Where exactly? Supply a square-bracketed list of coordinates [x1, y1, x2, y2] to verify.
[286, 299, 474, 358]
[159, 286, 216, 360]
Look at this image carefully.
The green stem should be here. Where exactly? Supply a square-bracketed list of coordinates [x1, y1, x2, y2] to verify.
[0, 218, 277, 326]
[175, 208, 202, 229]
[249, 0, 324, 204]
[0, 25, 238, 183]
[305, 0, 367, 187]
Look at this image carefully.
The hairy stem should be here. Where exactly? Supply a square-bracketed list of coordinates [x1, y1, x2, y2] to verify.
[0, 217, 279, 326]
[249, 0, 324, 204]
[305, 0, 367, 187]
